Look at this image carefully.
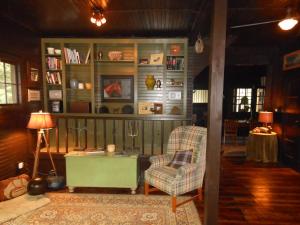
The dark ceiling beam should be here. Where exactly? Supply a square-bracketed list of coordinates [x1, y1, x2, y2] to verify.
[0, 14, 39, 34]
[103, 9, 200, 13]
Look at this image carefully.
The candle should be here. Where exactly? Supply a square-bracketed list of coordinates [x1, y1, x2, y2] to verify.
[107, 144, 115, 153]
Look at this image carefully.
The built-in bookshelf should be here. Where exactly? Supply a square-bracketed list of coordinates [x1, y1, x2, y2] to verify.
[41, 38, 188, 116]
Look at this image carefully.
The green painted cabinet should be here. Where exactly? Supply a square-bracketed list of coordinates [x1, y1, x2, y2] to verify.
[65, 152, 139, 194]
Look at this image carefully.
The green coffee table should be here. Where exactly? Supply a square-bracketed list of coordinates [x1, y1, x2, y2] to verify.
[65, 152, 139, 194]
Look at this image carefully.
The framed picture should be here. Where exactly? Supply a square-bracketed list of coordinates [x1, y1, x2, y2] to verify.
[101, 75, 134, 102]
[27, 62, 40, 88]
[138, 102, 163, 114]
[30, 68, 39, 82]
[283, 50, 300, 71]
[27, 89, 41, 102]
[49, 89, 63, 100]
[150, 53, 164, 65]
[168, 91, 182, 100]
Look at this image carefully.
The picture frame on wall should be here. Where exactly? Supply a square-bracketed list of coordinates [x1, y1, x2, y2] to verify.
[283, 50, 300, 71]
[30, 68, 39, 82]
[27, 89, 41, 102]
[101, 75, 134, 102]
[27, 62, 40, 88]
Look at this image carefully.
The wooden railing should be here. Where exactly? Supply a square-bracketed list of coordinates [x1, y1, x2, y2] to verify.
[46, 115, 192, 155]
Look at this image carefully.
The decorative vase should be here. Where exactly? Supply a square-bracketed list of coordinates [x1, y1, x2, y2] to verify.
[70, 79, 78, 89]
[145, 75, 156, 90]
[27, 177, 48, 195]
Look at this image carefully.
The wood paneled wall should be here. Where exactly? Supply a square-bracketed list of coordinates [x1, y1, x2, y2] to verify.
[0, 16, 40, 180]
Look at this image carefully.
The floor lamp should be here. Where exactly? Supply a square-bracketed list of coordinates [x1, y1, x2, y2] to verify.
[27, 111, 57, 178]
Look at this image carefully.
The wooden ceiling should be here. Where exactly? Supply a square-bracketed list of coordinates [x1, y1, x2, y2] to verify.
[0, 0, 299, 45]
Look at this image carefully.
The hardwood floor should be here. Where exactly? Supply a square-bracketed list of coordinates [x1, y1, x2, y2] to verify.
[51, 154, 300, 225]
[200, 156, 300, 225]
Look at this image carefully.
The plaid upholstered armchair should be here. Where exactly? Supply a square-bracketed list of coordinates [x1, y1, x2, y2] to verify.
[144, 126, 207, 212]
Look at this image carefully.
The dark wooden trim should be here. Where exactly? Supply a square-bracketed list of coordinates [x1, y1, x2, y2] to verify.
[160, 120, 164, 154]
[94, 119, 97, 148]
[122, 120, 125, 150]
[103, 119, 107, 148]
[205, 0, 227, 225]
[142, 120, 145, 154]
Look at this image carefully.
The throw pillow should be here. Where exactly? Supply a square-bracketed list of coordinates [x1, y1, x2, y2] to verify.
[0, 174, 30, 202]
[168, 150, 193, 169]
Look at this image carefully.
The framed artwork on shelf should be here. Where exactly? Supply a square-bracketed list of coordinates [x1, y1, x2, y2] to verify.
[168, 91, 182, 100]
[49, 90, 63, 100]
[149, 53, 164, 65]
[283, 50, 300, 71]
[101, 75, 134, 102]
[138, 102, 163, 114]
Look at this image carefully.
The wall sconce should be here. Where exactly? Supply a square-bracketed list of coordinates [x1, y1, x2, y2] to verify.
[90, 7, 107, 27]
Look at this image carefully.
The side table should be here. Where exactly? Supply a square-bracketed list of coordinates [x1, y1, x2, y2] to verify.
[247, 132, 278, 163]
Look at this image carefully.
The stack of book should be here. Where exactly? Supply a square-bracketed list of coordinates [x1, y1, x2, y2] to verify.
[46, 57, 61, 70]
[46, 71, 62, 85]
[63, 47, 90, 64]
[166, 56, 184, 70]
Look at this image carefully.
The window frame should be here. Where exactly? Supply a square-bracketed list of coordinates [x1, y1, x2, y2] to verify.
[0, 58, 21, 105]
[232, 87, 265, 113]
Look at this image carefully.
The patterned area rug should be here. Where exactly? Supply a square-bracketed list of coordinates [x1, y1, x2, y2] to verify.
[4, 193, 201, 225]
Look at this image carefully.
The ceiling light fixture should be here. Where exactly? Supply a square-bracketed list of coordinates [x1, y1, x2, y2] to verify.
[278, 8, 298, 30]
[230, 7, 298, 31]
[90, 7, 106, 27]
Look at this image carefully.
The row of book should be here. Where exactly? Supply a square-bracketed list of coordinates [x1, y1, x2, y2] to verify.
[166, 56, 184, 70]
[46, 57, 61, 70]
[46, 71, 62, 85]
[63, 47, 90, 64]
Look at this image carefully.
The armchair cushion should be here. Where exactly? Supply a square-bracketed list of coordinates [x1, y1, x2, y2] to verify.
[168, 150, 193, 169]
[149, 154, 173, 168]
[176, 163, 198, 177]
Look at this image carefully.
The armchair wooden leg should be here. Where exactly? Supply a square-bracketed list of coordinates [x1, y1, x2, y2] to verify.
[144, 181, 149, 196]
[172, 196, 176, 213]
[197, 187, 203, 201]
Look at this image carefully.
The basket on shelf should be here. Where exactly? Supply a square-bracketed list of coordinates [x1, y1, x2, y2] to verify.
[108, 51, 122, 61]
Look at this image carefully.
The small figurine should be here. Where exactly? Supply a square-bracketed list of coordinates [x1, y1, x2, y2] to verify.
[98, 51, 103, 60]
[156, 79, 161, 88]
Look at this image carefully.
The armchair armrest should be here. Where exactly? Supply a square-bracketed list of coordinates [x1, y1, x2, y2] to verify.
[149, 154, 173, 168]
[176, 163, 199, 177]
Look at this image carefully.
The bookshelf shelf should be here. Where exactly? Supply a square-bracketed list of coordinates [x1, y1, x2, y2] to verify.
[95, 60, 134, 63]
[45, 54, 61, 57]
[42, 38, 188, 116]
[138, 64, 164, 67]
[166, 69, 184, 72]
[65, 63, 91, 66]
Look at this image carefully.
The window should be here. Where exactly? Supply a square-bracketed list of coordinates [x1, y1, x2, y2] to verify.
[256, 88, 265, 112]
[193, 90, 208, 103]
[0, 61, 19, 104]
[232, 88, 252, 112]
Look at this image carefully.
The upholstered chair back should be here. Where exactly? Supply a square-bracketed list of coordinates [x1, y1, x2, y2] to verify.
[167, 126, 207, 165]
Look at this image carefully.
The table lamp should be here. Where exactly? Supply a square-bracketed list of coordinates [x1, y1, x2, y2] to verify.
[27, 111, 57, 178]
[258, 111, 273, 127]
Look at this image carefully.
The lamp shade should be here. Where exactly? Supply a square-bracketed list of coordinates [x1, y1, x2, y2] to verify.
[258, 111, 273, 124]
[27, 112, 55, 130]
